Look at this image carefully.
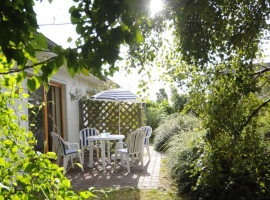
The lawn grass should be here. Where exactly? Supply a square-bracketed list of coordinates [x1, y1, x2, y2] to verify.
[89, 158, 182, 200]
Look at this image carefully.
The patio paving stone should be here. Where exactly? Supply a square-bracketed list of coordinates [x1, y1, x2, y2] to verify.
[65, 146, 164, 190]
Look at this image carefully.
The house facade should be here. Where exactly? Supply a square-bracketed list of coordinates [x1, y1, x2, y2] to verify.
[26, 38, 103, 153]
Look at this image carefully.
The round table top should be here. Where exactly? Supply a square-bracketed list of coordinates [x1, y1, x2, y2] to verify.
[87, 134, 125, 141]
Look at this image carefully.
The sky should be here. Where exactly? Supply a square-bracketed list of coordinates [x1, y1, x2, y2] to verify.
[33, 0, 168, 101]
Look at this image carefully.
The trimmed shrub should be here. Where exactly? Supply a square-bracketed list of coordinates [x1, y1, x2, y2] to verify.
[153, 113, 201, 152]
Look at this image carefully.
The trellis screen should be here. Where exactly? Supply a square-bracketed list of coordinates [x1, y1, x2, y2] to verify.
[80, 100, 146, 137]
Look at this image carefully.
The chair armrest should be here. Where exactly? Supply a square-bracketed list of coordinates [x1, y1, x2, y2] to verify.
[66, 142, 80, 150]
[115, 141, 124, 145]
[115, 142, 128, 150]
[63, 142, 70, 149]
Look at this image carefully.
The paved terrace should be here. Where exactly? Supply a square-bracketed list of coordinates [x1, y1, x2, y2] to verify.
[66, 146, 163, 190]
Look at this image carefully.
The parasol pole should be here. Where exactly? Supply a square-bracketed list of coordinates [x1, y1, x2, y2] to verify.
[118, 102, 120, 134]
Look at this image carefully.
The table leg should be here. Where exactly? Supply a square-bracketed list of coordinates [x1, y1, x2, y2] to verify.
[89, 141, 94, 168]
[107, 141, 111, 164]
[119, 139, 124, 166]
[101, 140, 106, 170]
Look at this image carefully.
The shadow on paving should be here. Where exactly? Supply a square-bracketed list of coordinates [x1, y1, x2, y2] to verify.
[65, 146, 162, 190]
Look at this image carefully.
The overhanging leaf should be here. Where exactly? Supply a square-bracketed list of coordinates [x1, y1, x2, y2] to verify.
[35, 33, 48, 50]
[27, 77, 41, 92]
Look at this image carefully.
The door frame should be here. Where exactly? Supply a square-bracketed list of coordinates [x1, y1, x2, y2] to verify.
[45, 81, 64, 152]
[28, 80, 64, 153]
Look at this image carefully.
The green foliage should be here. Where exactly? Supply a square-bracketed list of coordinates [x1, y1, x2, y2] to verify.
[173, 59, 270, 199]
[166, 129, 204, 197]
[167, 124, 270, 199]
[0, 1, 159, 198]
[162, 103, 270, 198]
[2, 0, 270, 199]
[164, 0, 268, 67]
[0, 0, 161, 86]
[257, 108, 270, 138]
[145, 100, 168, 130]
[153, 114, 201, 152]
[68, 0, 157, 78]
[188, 130, 270, 200]
[0, 79, 96, 199]
[188, 59, 262, 138]
[160, 100, 174, 115]
[170, 86, 188, 113]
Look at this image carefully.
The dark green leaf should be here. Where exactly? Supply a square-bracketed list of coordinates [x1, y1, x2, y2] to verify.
[27, 77, 41, 92]
[54, 56, 64, 68]
[25, 44, 36, 58]
[35, 33, 48, 50]
[23, 162, 34, 173]
[53, 45, 62, 54]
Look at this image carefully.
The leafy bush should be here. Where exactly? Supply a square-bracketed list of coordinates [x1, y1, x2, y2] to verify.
[166, 127, 270, 200]
[166, 129, 204, 197]
[257, 108, 270, 139]
[160, 100, 175, 115]
[145, 101, 168, 130]
[153, 114, 201, 152]
[170, 86, 188, 113]
[0, 82, 94, 199]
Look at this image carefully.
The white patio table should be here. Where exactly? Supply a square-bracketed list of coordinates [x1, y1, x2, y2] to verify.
[87, 134, 125, 170]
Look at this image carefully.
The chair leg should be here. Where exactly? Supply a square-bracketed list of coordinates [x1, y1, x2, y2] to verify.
[63, 155, 69, 172]
[114, 152, 118, 172]
[81, 150, 85, 164]
[146, 145, 150, 160]
[114, 157, 116, 171]
[70, 155, 74, 168]
[56, 155, 61, 166]
[77, 152, 84, 171]
[139, 153, 144, 170]
[131, 154, 134, 167]
[125, 154, 130, 173]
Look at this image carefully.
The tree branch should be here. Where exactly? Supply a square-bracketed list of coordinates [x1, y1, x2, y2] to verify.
[0, 56, 57, 75]
[238, 98, 270, 133]
[34, 49, 54, 53]
[253, 66, 270, 79]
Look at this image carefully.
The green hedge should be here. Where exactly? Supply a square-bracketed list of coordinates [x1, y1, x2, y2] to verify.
[153, 114, 201, 152]
[166, 130, 204, 197]
[166, 128, 270, 199]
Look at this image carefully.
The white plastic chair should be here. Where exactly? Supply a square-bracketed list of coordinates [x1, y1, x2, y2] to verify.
[34, 129, 44, 152]
[114, 129, 146, 173]
[50, 132, 84, 172]
[138, 126, 152, 160]
[79, 128, 100, 164]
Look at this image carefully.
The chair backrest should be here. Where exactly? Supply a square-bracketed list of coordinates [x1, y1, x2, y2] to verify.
[125, 129, 146, 155]
[80, 128, 99, 147]
[138, 126, 152, 138]
[138, 126, 152, 145]
[34, 129, 44, 149]
[50, 132, 66, 155]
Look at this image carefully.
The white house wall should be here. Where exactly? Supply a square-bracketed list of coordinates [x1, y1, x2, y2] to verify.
[51, 66, 102, 144]
[24, 64, 103, 148]
[19, 49, 104, 149]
